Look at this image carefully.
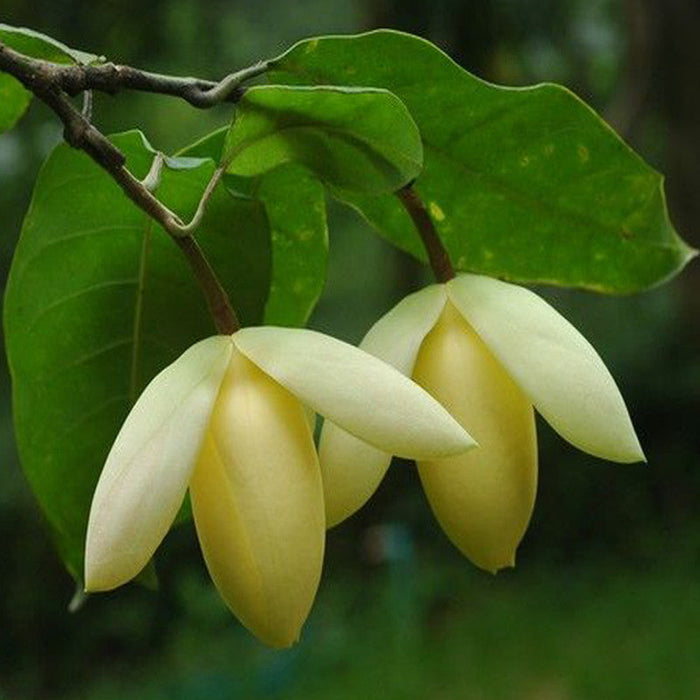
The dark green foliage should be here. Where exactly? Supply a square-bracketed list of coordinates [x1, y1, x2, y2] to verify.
[271, 30, 694, 292]
[223, 84, 423, 193]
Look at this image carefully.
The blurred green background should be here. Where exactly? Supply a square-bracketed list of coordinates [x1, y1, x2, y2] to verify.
[1, 0, 699, 698]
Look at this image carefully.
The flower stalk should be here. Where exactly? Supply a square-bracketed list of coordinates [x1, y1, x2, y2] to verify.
[396, 184, 454, 282]
[174, 236, 240, 334]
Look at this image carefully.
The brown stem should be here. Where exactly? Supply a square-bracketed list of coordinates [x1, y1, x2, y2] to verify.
[0, 40, 242, 335]
[175, 237, 240, 334]
[396, 185, 455, 283]
[0, 40, 267, 108]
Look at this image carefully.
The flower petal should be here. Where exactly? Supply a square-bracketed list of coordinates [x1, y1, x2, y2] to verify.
[319, 284, 448, 526]
[189, 349, 324, 648]
[319, 429, 393, 528]
[447, 274, 644, 463]
[414, 302, 538, 573]
[84, 336, 232, 591]
[233, 326, 475, 459]
[359, 284, 448, 371]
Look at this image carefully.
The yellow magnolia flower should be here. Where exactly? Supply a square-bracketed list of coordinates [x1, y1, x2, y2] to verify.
[320, 274, 645, 573]
[85, 327, 474, 648]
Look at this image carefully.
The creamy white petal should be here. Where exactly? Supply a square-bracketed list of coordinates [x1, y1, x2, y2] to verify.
[447, 274, 644, 463]
[319, 284, 448, 526]
[233, 326, 475, 459]
[189, 349, 324, 648]
[360, 284, 448, 370]
[414, 302, 538, 573]
[85, 336, 232, 591]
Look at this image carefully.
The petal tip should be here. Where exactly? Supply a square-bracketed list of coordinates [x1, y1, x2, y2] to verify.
[83, 532, 147, 593]
[632, 435, 647, 464]
[605, 431, 646, 464]
[83, 547, 123, 593]
[452, 424, 480, 452]
[468, 549, 518, 575]
[83, 568, 111, 594]
[489, 557, 516, 575]
[419, 418, 479, 459]
[256, 623, 303, 650]
[627, 446, 647, 465]
[629, 443, 647, 465]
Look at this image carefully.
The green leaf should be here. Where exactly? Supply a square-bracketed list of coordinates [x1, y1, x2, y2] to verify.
[271, 30, 695, 293]
[0, 73, 30, 132]
[0, 23, 101, 65]
[186, 127, 328, 326]
[223, 84, 422, 195]
[4, 131, 270, 579]
[256, 165, 328, 325]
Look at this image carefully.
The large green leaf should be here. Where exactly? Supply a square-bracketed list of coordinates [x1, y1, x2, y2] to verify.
[0, 73, 30, 132]
[223, 84, 422, 195]
[271, 30, 695, 293]
[4, 131, 270, 579]
[0, 23, 101, 65]
[255, 165, 327, 325]
[186, 127, 328, 326]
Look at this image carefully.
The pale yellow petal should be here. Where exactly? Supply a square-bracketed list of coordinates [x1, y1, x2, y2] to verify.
[189, 348, 325, 649]
[233, 326, 474, 459]
[319, 285, 448, 526]
[413, 302, 538, 573]
[85, 336, 232, 591]
[319, 424, 393, 528]
[447, 274, 644, 463]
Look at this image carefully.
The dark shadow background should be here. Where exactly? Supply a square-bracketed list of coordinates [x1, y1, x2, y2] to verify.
[1, 1, 699, 698]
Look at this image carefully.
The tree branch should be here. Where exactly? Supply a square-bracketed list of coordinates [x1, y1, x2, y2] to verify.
[0, 40, 268, 107]
[396, 185, 455, 283]
[0, 39, 242, 334]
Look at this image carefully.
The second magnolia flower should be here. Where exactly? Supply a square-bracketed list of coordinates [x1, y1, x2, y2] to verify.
[320, 274, 645, 573]
[84, 327, 474, 648]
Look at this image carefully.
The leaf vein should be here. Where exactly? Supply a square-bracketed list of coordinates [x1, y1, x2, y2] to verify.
[19, 224, 142, 274]
[427, 143, 662, 246]
[63, 393, 131, 437]
[43, 336, 133, 380]
[26, 278, 139, 331]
